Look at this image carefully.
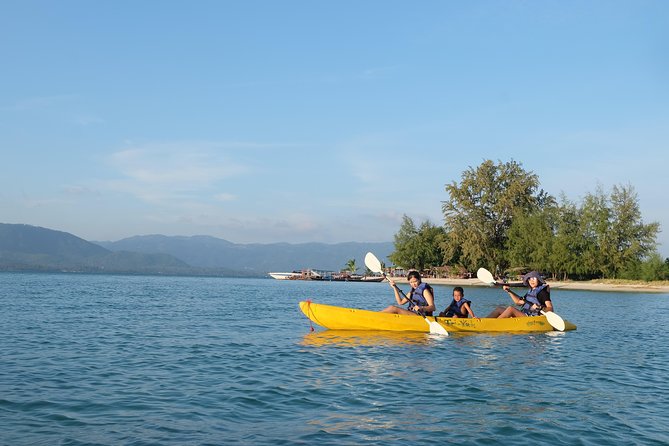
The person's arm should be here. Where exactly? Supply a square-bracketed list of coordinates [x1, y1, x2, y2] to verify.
[388, 278, 408, 305]
[420, 287, 436, 313]
[537, 288, 553, 312]
[502, 285, 526, 306]
[462, 302, 478, 319]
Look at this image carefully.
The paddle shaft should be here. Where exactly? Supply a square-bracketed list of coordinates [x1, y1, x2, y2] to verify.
[384, 273, 430, 317]
[387, 277, 449, 334]
[477, 267, 565, 331]
[503, 283, 564, 329]
[365, 252, 448, 335]
[363, 254, 430, 316]
[490, 281, 525, 288]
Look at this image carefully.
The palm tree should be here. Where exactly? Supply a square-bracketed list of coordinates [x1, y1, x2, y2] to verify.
[345, 258, 357, 275]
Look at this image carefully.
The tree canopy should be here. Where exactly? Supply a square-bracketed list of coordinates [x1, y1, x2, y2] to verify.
[390, 159, 665, 281]
[440, 159, 552, 273]
[389, 216, 445, 271]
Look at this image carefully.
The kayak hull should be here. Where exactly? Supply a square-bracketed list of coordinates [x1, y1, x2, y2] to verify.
[299, 301, 576, 333]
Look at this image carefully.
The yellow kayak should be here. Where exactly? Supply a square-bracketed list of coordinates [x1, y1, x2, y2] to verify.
[299, 301, 576, 333]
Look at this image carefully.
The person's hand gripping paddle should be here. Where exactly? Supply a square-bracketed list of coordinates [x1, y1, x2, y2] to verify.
[365, 252, 448, 335]
[476, 267, 566, 331]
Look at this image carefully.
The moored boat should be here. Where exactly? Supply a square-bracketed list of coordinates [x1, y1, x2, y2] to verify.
[271, 270, 384, 282]
[269, 272, 300, 280]
[329, 274, 385, 282]
[270, 269, 326, 280]
[299, 301, 576, 333]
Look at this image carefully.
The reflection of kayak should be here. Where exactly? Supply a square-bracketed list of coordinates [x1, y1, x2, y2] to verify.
[301, 330, 433, 347]
[299, 301, 576, 333]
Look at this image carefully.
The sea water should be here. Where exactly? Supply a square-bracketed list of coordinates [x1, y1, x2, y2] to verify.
[1, 272, 668, 445]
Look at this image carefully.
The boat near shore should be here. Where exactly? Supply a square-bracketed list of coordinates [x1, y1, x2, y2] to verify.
[268, 269, 325, 280]
[359, 276, 385, 282]
[268, 269, 385, 282]
[329, 272, 384, 282]
[268, 272, 301, 280]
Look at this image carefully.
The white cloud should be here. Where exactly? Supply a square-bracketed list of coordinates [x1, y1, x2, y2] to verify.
[106, 142, 250, 202]
[358, 66, 398, 80]
[1, 95, 77, 112]
[101, 140, 325, 220]
[74, 115, 105, 126]
[214, 193, 237, 202]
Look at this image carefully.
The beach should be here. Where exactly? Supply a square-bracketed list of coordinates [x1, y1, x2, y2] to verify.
[388, 276, 669, 293]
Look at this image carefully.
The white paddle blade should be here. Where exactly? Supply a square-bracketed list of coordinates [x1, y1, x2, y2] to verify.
[476, 267, 496, 285]
[428, 320, 449, 336]
[364, 252, 383, 274]
[542, 310, 566, 332]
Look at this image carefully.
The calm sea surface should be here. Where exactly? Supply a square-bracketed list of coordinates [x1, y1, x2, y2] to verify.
[1, 272, 668, 445]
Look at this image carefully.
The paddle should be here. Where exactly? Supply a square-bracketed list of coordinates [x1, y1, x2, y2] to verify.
[476, 267, 566, 331]
[364, 252, 448, 336]
[475, 268, 524, 287]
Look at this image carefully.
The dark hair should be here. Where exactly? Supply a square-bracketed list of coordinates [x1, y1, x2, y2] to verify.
[407, 271, 421, 281]
[453, 286, 464, 295]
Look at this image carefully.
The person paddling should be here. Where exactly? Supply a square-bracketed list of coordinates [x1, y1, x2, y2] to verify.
[380, 271, 436, 316]
[438, 286, 478, 319]
[487, 271, 553, 318]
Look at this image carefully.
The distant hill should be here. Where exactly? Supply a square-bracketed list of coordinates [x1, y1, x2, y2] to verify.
[0, 223, 395, 276]
[94, 235, 395, 275]
[0, 223, 236, 275]
[0, 223, 109, 259]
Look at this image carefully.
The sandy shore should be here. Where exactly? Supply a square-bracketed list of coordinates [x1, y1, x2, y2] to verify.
[388, 277, 669, 293]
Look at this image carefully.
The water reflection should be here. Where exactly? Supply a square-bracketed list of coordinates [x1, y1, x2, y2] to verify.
[301, 328, 568, 349]
[447, 330, 570, 372]
[300, 329, 445, 347]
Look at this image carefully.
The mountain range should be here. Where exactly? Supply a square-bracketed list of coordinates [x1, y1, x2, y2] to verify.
[0, 223, 394, 277]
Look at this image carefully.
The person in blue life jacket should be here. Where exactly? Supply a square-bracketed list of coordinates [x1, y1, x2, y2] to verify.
[380, 271, 436, 316]
[438, 286, 478, 319]
[487, 271, 553, 318]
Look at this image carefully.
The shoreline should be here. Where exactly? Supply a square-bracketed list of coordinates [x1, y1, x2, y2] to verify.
[388, 277, 669, 293]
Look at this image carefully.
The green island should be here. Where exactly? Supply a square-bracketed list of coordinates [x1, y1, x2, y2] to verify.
[386, 159, 669, 287]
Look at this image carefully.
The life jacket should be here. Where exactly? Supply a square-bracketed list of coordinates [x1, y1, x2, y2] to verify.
[442, 298, 471, 318]
[521, 284, 548, 316]
[407, 282, 433, 316]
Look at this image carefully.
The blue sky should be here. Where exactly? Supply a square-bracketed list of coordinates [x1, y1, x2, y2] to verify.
[2, 1, 668, 256]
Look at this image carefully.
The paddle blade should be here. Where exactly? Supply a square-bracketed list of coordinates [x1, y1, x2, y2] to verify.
[364, 252, 383, 274]
[428, 320, 449, 336]
[476, 267, 496, 285]
[542, 310, 566, 332]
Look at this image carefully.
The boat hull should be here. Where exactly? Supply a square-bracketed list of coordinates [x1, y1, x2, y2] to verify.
[269, 272, 300, 280]
[299, 301, 576, 333]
